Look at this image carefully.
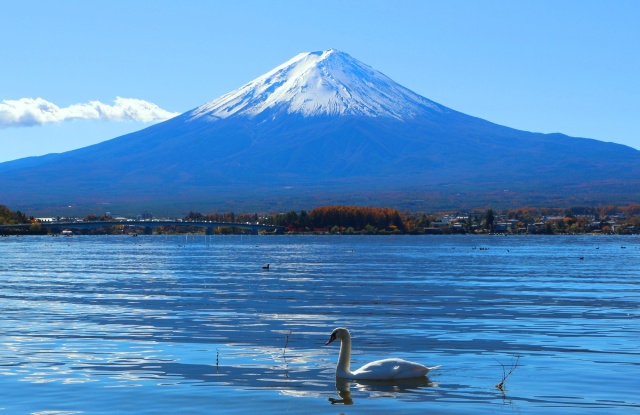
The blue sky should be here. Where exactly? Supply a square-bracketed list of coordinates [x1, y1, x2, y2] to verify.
[1, 0, 638, 163]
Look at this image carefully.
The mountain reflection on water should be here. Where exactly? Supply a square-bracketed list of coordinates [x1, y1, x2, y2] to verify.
[0, 235, 638, 414]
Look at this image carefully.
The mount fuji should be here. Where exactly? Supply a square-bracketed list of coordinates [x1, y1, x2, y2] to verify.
[1, 49, 639, 215]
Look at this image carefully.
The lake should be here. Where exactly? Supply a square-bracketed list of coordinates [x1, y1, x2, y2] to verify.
[0, 234, 638, 414]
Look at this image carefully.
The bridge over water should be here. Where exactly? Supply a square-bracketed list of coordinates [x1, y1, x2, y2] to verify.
[0, 220, 284, 233]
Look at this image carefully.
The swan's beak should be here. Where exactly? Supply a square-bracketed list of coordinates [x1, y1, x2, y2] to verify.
[325, 333, 336, 345]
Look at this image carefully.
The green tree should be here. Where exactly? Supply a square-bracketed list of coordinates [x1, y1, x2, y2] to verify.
[486, 209, 495, 231]
[29, 222, 44, 234]
[363, 224, 378, 235]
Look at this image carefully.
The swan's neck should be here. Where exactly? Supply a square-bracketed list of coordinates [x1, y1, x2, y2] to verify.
[337, 336, 354, 377]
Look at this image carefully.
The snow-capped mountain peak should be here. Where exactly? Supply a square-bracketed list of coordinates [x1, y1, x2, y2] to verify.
[190, 49, 443, 121]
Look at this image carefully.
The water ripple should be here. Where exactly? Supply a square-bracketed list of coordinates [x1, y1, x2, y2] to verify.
[1, 235, 638, 414]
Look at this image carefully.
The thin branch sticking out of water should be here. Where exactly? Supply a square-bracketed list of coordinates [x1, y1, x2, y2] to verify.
[283, 330, 292, 359]
[495, 355, 521, 392]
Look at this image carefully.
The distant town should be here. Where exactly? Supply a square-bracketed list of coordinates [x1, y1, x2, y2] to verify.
[2, 204, 639, 236]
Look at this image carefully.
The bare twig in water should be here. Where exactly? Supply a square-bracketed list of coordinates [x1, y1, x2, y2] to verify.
[283, 330, 292, 359]
[216, 349, 219, 369]
[495, 355, 521, 392]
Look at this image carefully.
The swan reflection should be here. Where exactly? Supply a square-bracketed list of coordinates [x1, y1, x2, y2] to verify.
[329, 376, 437, 405]
[329, 378, 354, 405]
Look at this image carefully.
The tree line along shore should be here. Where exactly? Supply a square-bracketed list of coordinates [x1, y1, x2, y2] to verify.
[2, 204, 639, 235]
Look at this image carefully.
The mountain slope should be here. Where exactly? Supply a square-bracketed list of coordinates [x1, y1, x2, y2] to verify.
[1, 49, 639, 215]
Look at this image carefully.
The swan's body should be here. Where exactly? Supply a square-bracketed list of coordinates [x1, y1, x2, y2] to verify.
[325, 327, 439, 380]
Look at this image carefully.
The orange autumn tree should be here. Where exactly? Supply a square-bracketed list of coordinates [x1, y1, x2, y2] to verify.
[307, 206, 404, 231]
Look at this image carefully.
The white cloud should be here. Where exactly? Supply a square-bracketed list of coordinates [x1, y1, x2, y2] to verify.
[0, 97, 180, 128]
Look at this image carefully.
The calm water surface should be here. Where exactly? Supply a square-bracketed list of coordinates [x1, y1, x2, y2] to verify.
[0, 235, 638, 414]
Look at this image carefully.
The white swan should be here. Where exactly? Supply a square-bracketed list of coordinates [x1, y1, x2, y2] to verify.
[325, 327, 439, 380]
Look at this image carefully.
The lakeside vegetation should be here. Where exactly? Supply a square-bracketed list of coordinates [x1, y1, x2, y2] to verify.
[2, 203, 640, 235]
[261, 205, 640, 235]
[0, 205, 47, 235]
